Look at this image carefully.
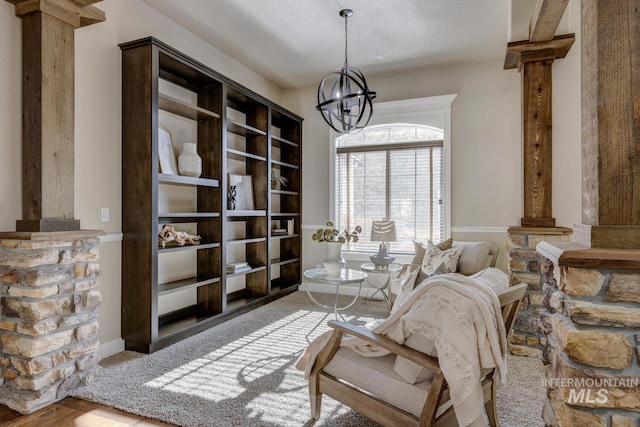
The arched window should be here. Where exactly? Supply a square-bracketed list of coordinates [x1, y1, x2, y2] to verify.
[335, 124, 445, 253]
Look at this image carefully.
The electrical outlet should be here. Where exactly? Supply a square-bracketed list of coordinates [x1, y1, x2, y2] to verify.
[101, 207, 110, 222]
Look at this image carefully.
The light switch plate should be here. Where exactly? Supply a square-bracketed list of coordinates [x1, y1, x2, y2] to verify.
[101, 207, 110, 222]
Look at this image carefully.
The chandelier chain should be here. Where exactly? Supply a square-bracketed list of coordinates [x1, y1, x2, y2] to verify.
[344, 12, 348, 67]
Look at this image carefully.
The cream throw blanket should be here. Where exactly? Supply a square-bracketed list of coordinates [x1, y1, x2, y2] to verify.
[296, 273, 507, 427]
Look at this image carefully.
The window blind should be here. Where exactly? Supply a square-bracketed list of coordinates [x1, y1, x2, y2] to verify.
[335, 125, 445, 254]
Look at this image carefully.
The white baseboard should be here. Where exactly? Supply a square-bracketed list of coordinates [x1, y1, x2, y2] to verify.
[98, 232, 123, 242]
[98, 338, 125, 358]
[451, 227, 507, 233]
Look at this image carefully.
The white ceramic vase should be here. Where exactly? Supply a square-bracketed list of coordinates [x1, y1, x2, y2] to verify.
[323, 242, 345, 276]
[178, 143, 202, 177]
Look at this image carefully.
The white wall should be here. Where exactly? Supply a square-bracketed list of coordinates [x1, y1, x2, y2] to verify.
[0, 0, 282, 355]
[281, 1, 582, 272]
[282, 60, 522, 272]
[0, 0, 582, 355]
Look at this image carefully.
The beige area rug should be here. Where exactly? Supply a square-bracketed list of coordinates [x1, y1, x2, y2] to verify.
[72, 291, 546, 426]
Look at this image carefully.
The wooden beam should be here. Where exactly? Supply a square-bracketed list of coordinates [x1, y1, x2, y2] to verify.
[504, 34, 575, 70]
[5, 0, 105, 231]
[8, 0, 104, 28]
[581, 0, 640, 229]
[17, 11, 79, 231]
[529, 0, 570, 42]
[76, 1, 104, 26]
[573, 224, 640, 250]
[70, 0, 101, 6]
[521, 59, 554, 228]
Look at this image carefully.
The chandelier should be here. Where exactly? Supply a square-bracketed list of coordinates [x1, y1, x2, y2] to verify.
[316, 9, 376, 134]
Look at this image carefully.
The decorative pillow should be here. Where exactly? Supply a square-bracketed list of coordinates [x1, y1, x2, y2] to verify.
[393, 334, 437, 384]
[434, 237, 454, 251]
[409, 238, 453, 272]
[393, 356, 435, 384]
[390, 268, 420, 314]
[421, 242, 463, 275]
[454, 241, 492, 275]
[414, 261, 448, 291]
[415, 268, 430, 289]
[405, 332, 437, 356]
[409, 240, 428, 272]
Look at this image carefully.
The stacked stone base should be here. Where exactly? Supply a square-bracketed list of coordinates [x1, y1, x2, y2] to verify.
[506, 226, 572, 358]
[0, 231, 103, 414]
[538, 242, 640, 426]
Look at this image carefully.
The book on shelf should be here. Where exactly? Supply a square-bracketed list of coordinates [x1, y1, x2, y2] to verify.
[227, 265, 252, 274]
[287, 218, 294, 235]
[226, 261, 249, 272]
[272, 228, 287, 236]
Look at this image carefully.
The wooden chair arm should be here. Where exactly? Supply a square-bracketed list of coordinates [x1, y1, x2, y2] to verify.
[310, 328, 344, 375]
[327, 320, 442, 375]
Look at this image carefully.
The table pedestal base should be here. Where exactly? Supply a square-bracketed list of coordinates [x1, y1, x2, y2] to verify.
[305, 280, 362, 321]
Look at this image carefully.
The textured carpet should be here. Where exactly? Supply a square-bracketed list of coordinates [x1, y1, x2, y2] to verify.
[72, 291, 546, 426]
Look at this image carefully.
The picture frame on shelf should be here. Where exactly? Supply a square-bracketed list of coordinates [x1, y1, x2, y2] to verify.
[158, 128, 178, 175]
[228, 173, 254, 210]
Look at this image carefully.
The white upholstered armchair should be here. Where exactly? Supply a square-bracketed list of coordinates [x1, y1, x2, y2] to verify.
[301, 274, 527, 427]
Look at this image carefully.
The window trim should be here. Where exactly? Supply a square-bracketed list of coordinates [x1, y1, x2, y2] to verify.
[337, 140, 443, 154]
[329, 94, 456, 250]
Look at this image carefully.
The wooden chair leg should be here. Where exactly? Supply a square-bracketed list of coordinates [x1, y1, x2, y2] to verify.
[309, 375, 322, 421]
[485, 381, 498, 426]
[306, 329, 343, 423]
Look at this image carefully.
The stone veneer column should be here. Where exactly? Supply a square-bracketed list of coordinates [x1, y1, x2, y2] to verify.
[537, 242, 640, 426]
[506, 226, 571, 358]
[0, 231, 104, 414]
[533, 1, 640, 424]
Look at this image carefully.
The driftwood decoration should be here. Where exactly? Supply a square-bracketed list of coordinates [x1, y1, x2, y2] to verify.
[158, 224, 201, 248]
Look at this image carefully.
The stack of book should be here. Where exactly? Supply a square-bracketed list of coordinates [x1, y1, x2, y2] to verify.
[272, 228, 287, 236]
[226, 261, 251, 274]
[272, 219, 295, 236]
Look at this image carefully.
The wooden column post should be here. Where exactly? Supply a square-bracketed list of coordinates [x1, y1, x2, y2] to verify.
[573, 0, 640, 249]
[505, 3, 575, 346]
[521, 58, 554, 226]
[504, 0, 574, 227]
[5, 0, 105, 232]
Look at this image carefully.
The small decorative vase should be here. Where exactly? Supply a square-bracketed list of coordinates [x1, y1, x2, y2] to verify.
[178, 143, 202, 177]
[323, 242, 345, 276]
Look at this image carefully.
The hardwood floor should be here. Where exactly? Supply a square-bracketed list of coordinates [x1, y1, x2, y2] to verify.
[0, 397, 175, 426]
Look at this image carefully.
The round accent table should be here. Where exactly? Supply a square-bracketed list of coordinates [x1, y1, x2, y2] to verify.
[360, 262, 402, 311]
[303, 268, 368, 322]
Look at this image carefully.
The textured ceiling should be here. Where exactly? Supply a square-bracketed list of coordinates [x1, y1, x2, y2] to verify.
[140, 0, 510, 89]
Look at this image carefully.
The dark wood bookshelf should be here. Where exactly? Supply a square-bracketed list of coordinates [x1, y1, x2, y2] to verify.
[120, 37, 302, 353]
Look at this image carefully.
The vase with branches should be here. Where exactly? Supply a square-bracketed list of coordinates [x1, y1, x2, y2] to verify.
[311, 220, 362, 243]
[312, 221, 362, 275]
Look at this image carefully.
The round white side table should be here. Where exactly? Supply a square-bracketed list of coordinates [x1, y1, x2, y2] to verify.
[303, 268, 368, 320]
[360, 262, 402, 310]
